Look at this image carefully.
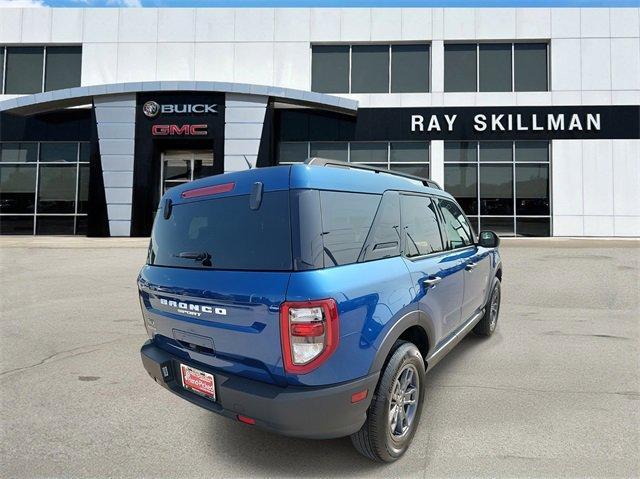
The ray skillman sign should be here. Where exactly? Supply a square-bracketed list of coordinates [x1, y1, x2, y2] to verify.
[352, 106, 639, 141]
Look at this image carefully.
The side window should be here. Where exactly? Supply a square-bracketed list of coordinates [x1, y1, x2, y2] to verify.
[319, 191, 381, 267]
[401, 195, 444, 258]
[360, 192, 401, 262]
[438, 199, 474, 249]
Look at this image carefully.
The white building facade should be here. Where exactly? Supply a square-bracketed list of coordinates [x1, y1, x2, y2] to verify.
[0, 7, 638, 237]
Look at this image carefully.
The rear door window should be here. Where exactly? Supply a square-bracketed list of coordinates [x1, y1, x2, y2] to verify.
[149, 191, 292, 271]
[319, 191, 381, 267]
[401, 194, 444, 257]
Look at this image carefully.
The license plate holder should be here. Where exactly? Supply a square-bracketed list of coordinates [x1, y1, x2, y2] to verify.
[180, 363, 216, 401]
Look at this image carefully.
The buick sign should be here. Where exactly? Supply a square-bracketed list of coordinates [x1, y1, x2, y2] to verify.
[143, 101, 217, 117]
[143, 101, 160, 118]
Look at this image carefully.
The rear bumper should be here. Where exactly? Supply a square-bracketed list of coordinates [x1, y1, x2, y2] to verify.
[140, 341, 379, 439]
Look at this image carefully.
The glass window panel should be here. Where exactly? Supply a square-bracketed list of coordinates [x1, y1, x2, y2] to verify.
[390, 164, 429, 179]
[516, 164, 550, 215]
[391, 44, 429, 93]
[390, 142, 429, 163]
[444, 141, 477, 162]
[438, 198, 474, 248]
[0, 216, 34, 235]
[40, 142, 78, 162]
[36, 216, 75, 235]
[278, 110, 310, 140]
[310, 142, 348, 162]
[79, 143, 91, 163]
[0, 164, 36, 213]
[479, 43, 512, 92]
[362, 192, 401, 262]
[5, 47, 44, 94]
[514, 43, 548, 92]
[480, 217, 514, 236]
[0, 142, 38, 163]
[75, 216, 87, 235]
[44, 46, 82, 92]
[444, 44, 477, 92]
[151, 191, 292, 270]
[515, 141, 549, 162]
[516, 218, 550, 237]
[401, 195, 444, 257]
[278, 142, 308, 163]
[466, 216, 479, 235]
[37, 164, 77, 213]
[77, 165, 89, 214]
[480, 164, 513, 215]
[350, 142, 388, 163]
[320, 191, 381, 266]
[351, 45, 389, 94]
[0, 48, 4, 93]
[163, 158, 190, 181]
[444, 164, 478, 215]
[311, 45, 349, 93]
[192, 153, 215, 180]
[480, 141, 512, 162]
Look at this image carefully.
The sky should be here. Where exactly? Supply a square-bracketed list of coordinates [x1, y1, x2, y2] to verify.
[0, 0, 637, 8]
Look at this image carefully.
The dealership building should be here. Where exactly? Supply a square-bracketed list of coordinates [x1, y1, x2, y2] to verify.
[0, 6, 638, 237]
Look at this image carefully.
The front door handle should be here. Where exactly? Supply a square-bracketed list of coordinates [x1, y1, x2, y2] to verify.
[465, 262, 477, 271]
[423, 276, 442, 288]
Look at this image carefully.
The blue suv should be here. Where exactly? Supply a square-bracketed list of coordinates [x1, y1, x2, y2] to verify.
[139, 158, 502, 462]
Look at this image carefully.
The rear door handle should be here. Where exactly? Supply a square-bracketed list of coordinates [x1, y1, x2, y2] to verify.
[423, 276, 442, 288]
[465, 262, 477, 271]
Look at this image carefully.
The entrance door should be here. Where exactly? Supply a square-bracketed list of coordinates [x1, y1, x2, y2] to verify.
[160, 150, 214, 195]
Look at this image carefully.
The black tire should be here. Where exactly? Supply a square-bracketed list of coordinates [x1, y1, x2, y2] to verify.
[473, 278, 501, 337]
[350, 341, 426, 462]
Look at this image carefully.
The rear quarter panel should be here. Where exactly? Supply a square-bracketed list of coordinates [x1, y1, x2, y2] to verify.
[285, 257, 415, 387]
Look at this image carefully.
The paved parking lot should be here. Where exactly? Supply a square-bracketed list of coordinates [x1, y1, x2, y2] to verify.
[0, 237, 638, 478]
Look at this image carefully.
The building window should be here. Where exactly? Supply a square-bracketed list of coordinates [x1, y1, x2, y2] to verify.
[443, 44, 477, 93]
[44, 46, 83, 92]
[1, 46, 82, 95]
[0, 142, 90, 235]
[444, 42, 548, 93]
[312, 44, 430, 94]
[311, 45, 350, 94]
[278, 141, 430, 179]
[444, 141, 550, 237]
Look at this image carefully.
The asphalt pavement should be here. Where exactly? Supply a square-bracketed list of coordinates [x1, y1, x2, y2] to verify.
[0, 236, 638, 478]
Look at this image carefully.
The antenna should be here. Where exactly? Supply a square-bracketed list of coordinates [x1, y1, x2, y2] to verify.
[243, 155, 253, 169]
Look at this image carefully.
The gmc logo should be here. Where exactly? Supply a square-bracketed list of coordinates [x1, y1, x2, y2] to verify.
[151, 124, 208, 136]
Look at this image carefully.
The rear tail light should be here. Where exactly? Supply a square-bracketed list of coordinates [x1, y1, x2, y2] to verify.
[280, 299, 339, 374]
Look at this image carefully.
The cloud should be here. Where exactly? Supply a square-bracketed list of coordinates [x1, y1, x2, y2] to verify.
[0, 0, 45, 6]
[106, 0, 142, 6]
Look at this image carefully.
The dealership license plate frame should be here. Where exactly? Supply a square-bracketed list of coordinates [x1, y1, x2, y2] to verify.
[180, 363, 216, 401]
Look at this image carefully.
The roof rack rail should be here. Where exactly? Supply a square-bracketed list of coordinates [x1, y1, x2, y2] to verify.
[304, 157, 442, 190]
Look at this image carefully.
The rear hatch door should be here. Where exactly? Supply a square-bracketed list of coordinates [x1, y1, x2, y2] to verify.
[139, 170, 291, 386]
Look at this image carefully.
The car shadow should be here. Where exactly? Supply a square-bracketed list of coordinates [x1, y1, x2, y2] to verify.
[204, 333, 487, 475]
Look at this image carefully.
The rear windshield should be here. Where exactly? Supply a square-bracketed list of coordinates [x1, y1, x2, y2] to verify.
[148, 191, 292, 271]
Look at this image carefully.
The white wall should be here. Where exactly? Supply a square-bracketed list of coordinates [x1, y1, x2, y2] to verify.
[552, 139, 640, 237]
[1, 7, 638, 106]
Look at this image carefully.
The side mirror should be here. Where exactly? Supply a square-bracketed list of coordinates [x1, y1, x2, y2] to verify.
[478, 230, 500, 248]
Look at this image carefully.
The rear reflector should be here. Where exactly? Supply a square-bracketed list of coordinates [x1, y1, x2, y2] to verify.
[237, 415, 256, 425]
[290, 322, 325, 337]
[181, 182, 235, 199]
[351, 389, 368, 403]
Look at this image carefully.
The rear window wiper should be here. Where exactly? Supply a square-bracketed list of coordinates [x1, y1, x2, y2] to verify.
[173, 251, 213, 267]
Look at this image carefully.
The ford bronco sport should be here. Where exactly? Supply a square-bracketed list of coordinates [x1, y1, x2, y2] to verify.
[139, 158, 502, 462]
